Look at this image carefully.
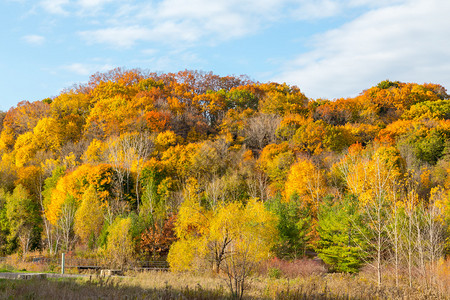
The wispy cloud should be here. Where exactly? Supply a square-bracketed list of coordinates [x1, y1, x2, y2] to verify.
[39, 0, 115, 16]
[62, 63, 114, 76]
[275, 0, 450, 99]
[77, 0, 113, 9]
[76, 0, 114, 15]
[40, 0, 69, 15]
[79, 26, 152, 48]
[34, 0, 415, 50]
[141, 48, 158, 56]
[78, 0, 270, 48]
[77, 0, 360, 49]
[22, 34, 45, 45]
[291, 0, 341, 20]
[36, 0, 410, 51]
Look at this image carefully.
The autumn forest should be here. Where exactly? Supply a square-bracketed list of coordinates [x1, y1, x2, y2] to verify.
[0, 69, 449, 298]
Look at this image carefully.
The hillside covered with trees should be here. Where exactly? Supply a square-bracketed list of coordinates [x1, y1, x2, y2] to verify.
[0, 69, 449, 296]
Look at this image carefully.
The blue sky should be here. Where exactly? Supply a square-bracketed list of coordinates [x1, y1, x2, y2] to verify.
[1, 0, 450, 111]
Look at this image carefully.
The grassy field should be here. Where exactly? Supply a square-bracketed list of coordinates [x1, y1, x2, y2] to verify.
[0, 269, 448, 299]
[0, 256, 449, 299]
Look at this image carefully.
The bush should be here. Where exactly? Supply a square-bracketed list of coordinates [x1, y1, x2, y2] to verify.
[260, 257, 327, 278]
[268, 267, 282, 279]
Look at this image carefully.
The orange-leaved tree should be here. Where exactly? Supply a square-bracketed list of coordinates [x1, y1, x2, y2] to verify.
[140, 214, 177, 260]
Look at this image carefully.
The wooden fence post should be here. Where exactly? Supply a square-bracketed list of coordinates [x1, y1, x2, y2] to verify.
[61, 253, 65, 275]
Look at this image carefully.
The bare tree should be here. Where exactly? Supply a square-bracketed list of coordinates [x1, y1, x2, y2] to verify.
[106, 133, 153, 212]
[344, 153, 396, 288]
[205, 176, 225, 209]
[424, 191, 446, 286]
[58, 198, 77, 251]
[402, 183, 417, 288]
[243, 114, 281, 150]
[386, 182, 402, 287]
[246, 170, 269, 202]
[222, 244, 254, 300]
[121, 133, 153, 211]
[106, 138, 128, 202]
[416, 188, 446, 287]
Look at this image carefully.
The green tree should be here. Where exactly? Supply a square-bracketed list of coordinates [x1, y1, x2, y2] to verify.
[140, 159, 171, 226]
[0, 189, 13, 255]
[5, 185, 41, 256]
[316, 195, 368, 273]
[402, 100, 450, 121]
[105, 216, 135, 269]
[266, 194, 312, 259]
[399, 122, 450, 166]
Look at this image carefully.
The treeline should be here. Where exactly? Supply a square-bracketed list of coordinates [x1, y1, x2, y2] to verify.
[0, 69, 449, 288]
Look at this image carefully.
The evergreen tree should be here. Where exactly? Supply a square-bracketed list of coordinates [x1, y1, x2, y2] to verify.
[267, 194, 313, 259]
[316, 195, 368, 273]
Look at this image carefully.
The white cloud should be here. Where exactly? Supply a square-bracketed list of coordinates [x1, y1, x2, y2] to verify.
[76, 0, 114, 15]
[78, 0, 410, 50]
[39, 0, 115, 16]
[291, 0, 341, 20]
[22, 34, 45, 45]
[75, 0, 409, 49]
[77, 0, 112, 9]
[78, 0, 271, 48]
[289, 0, 408, 20]
[36, 0, 414, 50]
[76, 0, 311, 49]
[346, 0, 407, 8]
[141, 48, 158, 56]
[275, 0, 450, 99]
[132, 50, 204, 72]
[79, 26, 152, 48]
[62, 63, 114, 76]
[40, 0, 69, 15]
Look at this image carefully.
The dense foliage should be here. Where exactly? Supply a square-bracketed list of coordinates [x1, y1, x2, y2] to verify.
[0, 69, 449, 290]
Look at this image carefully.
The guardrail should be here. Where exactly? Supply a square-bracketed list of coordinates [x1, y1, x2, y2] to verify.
[0, 255, 170, 272]
[136, 260, 169, 271]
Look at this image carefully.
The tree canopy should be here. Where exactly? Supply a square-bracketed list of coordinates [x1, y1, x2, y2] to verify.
[0, 69, 449, 294]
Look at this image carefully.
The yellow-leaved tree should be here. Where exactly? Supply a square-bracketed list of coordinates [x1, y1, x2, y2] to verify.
[210, 199, 278, 299]
[168, 194, 278, 299]
[14, 117, 62, 167]
[0, 125, 15, 153]
[167, 177, 210, 271]
[45, 165, 89, 225]
[74, 185, 105, 247]
[82, 139, 105, 164]
[284, 158, 326, 211]
[104, 216, 135, 269]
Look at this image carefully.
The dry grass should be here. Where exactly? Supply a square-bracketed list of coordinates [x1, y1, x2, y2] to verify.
[0, 252, 56, 273]
[123, 269, 228, 294]
[436, 258, 450, 296]
[257, 273, 447, 300]
[0, 274, 228, 299]
[1, 271, 448, 300]
[0, 257, 449, 299]
[259, 257, 327, 278]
